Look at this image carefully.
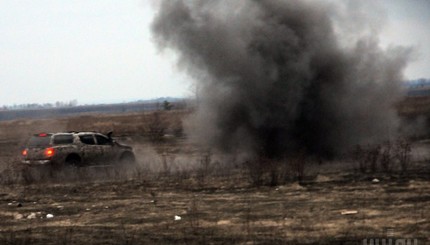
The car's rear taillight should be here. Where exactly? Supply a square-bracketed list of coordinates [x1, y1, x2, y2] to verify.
[44, 148, 55, 157]
[22, 149, 28, 156]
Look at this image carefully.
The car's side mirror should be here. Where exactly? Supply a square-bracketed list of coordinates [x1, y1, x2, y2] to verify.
[107, 132, 114, 145]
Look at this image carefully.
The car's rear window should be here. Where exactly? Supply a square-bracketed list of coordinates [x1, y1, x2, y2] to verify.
[28, 135, 52, 147]
[53, 134, 74, 145]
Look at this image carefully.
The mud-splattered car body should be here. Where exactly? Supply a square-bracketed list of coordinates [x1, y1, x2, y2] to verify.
[21, 132, 135, 167]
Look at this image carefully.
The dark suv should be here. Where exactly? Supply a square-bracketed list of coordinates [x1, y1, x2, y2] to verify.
[21, 132, 135, 167]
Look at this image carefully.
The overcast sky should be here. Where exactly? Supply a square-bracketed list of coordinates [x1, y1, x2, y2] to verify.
[1, 0, 429, 106]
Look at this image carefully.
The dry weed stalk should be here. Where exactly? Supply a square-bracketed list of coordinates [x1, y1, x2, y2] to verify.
[394, 139, 412, 172]
[196, 150, 212, 187]
[245, 157, 266, 186]
[379, 142, 393, 172]
[289, 151, 307, 183]
[188, 195, 201, 232]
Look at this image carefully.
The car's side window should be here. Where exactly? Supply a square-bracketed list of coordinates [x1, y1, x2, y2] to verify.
[79, 135, 95, 145]
[53, 135, 74, 145]
[95, 135, 111, 145]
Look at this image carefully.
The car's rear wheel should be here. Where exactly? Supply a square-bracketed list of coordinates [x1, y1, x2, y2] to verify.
[65, 154, 82, 167]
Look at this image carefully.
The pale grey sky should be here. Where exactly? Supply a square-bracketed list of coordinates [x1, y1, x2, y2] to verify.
[0, 0, 429, 106]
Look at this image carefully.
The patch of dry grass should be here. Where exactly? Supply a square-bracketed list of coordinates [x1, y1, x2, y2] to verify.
[0, 111, 429, 244]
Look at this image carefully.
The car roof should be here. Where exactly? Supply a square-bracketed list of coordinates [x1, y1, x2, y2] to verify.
[36, 132, 107, 136]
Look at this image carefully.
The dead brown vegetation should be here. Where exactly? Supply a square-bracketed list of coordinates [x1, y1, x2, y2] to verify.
[0, 111, 428, 244]
[352, 139, 412, 174]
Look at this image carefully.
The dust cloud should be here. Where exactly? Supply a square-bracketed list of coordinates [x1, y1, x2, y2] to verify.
[151, 0, 411, 158]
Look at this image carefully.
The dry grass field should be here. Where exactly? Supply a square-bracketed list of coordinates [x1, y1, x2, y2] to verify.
[0, 110, 429, 244]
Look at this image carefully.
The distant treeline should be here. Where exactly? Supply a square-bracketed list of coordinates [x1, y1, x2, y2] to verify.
[0, 99, 187, 121]
[1, 100, 78, 111]
[405, 78, 430, 97]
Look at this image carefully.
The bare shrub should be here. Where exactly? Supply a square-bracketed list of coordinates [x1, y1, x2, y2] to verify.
[287, 151, 307, 183]
[352, 138, 412, 174]
[268, 159, 283, 186]
[188, 195, 201, 230]
[352, 144, 382, 173]
[0, 161, 23, 185]
[146, 112, 168, 142]
[161, 152, 170, 174]
[394, 139, 412, 172]
[173, 124, 184, 138]
[132, 165, 150, 180]
[367, 145, 380, 173]
[245, 152, 308, 186]
[352, 145, 367, 173]
[243, 196, 253, 240]
[246, 158, 284, 186]
[379, 141, 393, 172]
[196, 151, 212, 187]
[21, 167, 39, 185]
[245, 157, 266, 186]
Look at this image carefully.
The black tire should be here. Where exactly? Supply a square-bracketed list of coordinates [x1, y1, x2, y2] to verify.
[65, 155, 82, 167]
[119, 152, 136, 165]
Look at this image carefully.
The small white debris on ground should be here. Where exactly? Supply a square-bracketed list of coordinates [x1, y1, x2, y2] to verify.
[341, 210, 358, 215]
[27, 213, 37, 219]
[14, 213, 24, 220]
[174, 215, 182, 221]
[46, 214, 54, 219]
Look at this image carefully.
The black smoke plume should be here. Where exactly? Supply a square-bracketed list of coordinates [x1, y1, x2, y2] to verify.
[151, 0, 411, 158]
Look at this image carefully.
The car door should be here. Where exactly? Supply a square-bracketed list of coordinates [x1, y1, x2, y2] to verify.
[94, 134, 117, 164]
[78, 134, 103, 164]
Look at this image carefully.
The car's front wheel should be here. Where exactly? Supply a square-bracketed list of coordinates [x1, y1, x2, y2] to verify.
[119, 152, 136, 165]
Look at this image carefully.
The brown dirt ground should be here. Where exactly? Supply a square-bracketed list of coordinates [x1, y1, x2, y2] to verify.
[0, 112, 429, 244]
